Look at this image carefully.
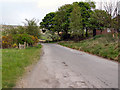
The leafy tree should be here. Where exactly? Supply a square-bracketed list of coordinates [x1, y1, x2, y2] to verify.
[69, 2, 83, 41]
[24, 18, 41, 38]
[112, 16, 119, 32]
[78, 1, 96, 37]
[17, 26, 26, 34]
[54, 4, 73, 40]
[40, 5, 72, 40]
[88, 9, 111, 37]
[40, 12, 59, 41]
[40, 12, 56, 32]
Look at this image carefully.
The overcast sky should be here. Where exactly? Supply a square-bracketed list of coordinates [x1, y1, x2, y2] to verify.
[0, 0, 119, 25]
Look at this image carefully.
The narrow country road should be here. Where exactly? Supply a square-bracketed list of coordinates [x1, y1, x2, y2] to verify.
[16, 43, 118, 88]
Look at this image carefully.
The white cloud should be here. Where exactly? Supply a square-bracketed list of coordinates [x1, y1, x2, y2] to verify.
[0, 0, 36, 3]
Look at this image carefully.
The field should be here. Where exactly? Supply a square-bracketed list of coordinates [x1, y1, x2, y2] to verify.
[2, 45, 42, 88]
[59, 34, 119, 61]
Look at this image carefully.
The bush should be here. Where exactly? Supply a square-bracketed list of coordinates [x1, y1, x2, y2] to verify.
[2, 35, 13, 48]
[12, 43, 17, 48]
[30, 36, 39, 46]
[13, 34, 39, 46]
[2, 34, 39, 49]
[13, 34, 34, 46]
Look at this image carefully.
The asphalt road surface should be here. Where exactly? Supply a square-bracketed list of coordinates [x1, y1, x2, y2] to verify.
[16, 43, 118, 88]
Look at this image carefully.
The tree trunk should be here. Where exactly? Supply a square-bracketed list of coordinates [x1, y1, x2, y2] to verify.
[65, 29, 68, 40]
[85, 28, 88, 37]
[93, 29, 96, 37]
[101, 30, 102, 34]
[118, 15, 120, 33]
[57, 31, 61, 36]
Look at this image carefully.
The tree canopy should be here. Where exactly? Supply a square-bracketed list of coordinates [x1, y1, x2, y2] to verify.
[40, 12, 56, 31]
[40, 1, 118, 41]
[69, 2, 83, 40]
[24, 18, 41, 38]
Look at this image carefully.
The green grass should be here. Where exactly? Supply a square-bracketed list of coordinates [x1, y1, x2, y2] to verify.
[58, 34, 119, 61]
[2, 44, 42, 88]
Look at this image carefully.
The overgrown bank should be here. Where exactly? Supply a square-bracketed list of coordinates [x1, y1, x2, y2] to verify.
[2, 44, 42, 88]
[58, 34, 119, 61]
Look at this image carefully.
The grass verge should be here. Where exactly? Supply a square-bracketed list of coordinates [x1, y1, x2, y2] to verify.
[2, 44, 42, 88]
[58, 34, 119, 61]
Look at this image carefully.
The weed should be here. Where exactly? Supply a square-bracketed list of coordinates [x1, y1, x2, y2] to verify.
[2, 44, 42, 88]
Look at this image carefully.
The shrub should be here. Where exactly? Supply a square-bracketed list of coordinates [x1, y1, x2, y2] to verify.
[13, 34, 39, 46]
[12, 43, 17, 48]
[13, 34, 34, 45]
[2, 35, 13, 48]
[30, 36, 39, 46]
[2, 34, 39, 49]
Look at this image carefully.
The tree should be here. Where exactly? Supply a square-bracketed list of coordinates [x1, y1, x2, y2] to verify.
[112, 15, 120, 32]
[54, 4, 73, 40]
[104, 2, 118, 18]
[88, 9, 111, 37]
[78, 1, 96, 37]
[103, 2, 119, 30]
[40, 12, 56, 32]
[24, 18, 41, 38]
[40, 1, 97, 41]
[68, 1, 95, 39]
[17, 26, 26, 34]
[69, 2, 83, 41]
[40, 12, 59, 41]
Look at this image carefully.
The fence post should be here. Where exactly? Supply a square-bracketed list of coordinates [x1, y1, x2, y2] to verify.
[19, 43, 21, 49]
[27, 43, 29, 47]
[24, 42, 26, 49]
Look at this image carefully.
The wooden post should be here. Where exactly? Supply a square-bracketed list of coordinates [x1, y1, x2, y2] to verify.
[27, 43, 29, 47]
[19, 43, 21, 49]
[24, 42, 26, 49]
